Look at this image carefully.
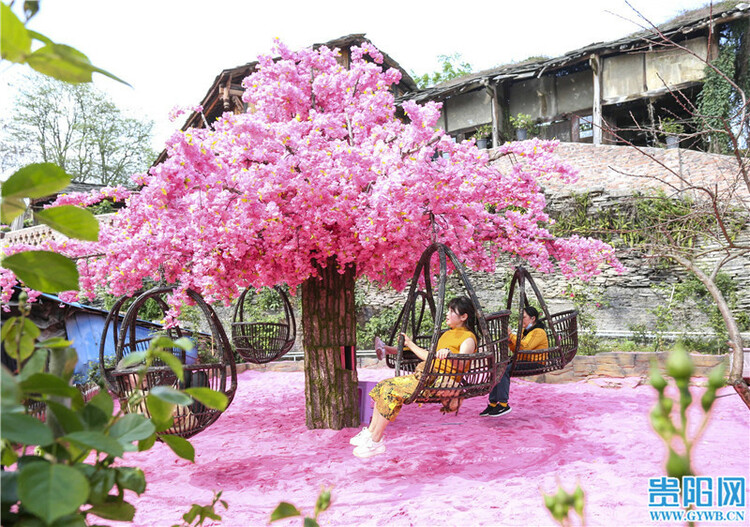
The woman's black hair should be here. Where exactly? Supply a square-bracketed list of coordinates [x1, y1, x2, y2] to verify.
[447, 296, 477, 336]
[523, 305, 545, 331]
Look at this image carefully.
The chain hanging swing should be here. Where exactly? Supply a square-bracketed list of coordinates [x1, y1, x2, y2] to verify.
[100, 286, 237, 439]
[230, 285, 296, 364]
[506, 266, 579, 377]
[385, 243, 511, 406]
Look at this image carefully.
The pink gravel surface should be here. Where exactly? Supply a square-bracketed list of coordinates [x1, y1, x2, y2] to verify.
[115, 368, 749, 527]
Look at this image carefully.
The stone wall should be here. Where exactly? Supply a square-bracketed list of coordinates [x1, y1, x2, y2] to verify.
[358, 142, 749, 340]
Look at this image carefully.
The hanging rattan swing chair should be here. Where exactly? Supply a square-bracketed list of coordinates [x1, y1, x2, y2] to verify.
[231, 285, 296, 364]
[385, 243, 511, 406]
[506, 266, 579, 377]
[100, 286, 238, 439]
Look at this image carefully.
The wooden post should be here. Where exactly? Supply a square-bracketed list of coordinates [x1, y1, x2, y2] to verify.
[493, 81, 512, 143]
[589, 54, 602, 146]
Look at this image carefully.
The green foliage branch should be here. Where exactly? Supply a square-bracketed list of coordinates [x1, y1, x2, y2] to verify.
[543, 482, 585, 526]
[412, 53, 473, 89]
[649, 346, 725, 490]
[270, 487, 332, 527]
[696, 19, 750, 154]
[1, 4, 230, 525]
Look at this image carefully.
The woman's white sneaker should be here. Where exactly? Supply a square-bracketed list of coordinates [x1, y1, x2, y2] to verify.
[353, 437, 386, 458]
[349, 427, 372, 446]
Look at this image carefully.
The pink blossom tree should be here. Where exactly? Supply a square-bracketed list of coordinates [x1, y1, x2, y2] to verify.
[2, 41, 623, 429]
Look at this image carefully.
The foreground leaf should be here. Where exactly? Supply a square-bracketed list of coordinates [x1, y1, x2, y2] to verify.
[0, 3, 31, 63]
[160, 434, 194, 462]
[114, 467, 146, 494]
[35, 205, 99, 241]
[20, 373, 80, 398]
[1, 412, 54, 446]
[270, 502, 302, 522]
[183, 387, 228, 411]
[86, 499, 136, 521]
[149, 386, 192, 406]
[63, 431, 124, 457]
[18, 463, 89, 525]
[109, 413, 155, 444]
[1, 163, 70, 223]
[2, 251, 79, 293]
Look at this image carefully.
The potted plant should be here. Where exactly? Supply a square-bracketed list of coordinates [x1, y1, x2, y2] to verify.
[660, 118, 684, 149]
[472, 124, 493, 149]
[510, 113, 538, 140]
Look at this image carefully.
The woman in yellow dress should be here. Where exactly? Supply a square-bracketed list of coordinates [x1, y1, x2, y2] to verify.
[351, 296, 478, 458]
[479, 305, 548, 417]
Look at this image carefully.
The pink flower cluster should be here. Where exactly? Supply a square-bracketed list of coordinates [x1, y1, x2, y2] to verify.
[48, 186, 132, 208]
[1, 40, 623, 317]
[168, 104, 204, 123]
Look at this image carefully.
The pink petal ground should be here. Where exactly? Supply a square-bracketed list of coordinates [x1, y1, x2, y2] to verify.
[114, 368, 749, 526]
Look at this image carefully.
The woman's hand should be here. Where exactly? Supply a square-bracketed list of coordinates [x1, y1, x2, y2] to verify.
[400, 333, 415, 348]
[436, 348, 451, 359]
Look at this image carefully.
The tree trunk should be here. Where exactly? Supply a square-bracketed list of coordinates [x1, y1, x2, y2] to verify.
[300, 256, 359, 429]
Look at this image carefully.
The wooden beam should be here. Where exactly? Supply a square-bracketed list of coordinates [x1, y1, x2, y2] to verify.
[589, 53, 602, 146]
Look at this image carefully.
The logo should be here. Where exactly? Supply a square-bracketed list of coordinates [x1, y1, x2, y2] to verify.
[648, 476, 747, 523]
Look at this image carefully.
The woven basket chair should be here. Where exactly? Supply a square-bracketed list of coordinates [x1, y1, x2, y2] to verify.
[506, 266, 579, 377]
[231, 285, 296, 364]
[106, 286, 237, 439]
[386, 243, 511, 406]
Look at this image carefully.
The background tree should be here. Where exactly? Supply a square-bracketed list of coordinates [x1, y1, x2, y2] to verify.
[563, 3, 750, 408]
[3, 41, 622, 430]
[412, 52, 473, 89]
[0, 73, 156, 185]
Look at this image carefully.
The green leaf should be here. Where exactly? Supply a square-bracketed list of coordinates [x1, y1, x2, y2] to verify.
[1, 163, 71, 223]
[118, 351, 146, 369]
[137, 433, 156, 452]
[18, 463, 89, 524]
[2, 251, 79, 293]
[19, 348, 48, 381]
[303, 517, 320, 527]
[86, 499, 135, 521]
[36, 337, 73, 349]
[183, 387, 228, 411]
[63, 431, 124, 457]
[1, 317, 40, 363]
[1, 439, 20, 466]
[1, 366, 21, 406]
[109, 413, 155, 444]
[0, 3, 31, 63]
[153, 350, 184, 382]
[80, 403, 109, 430]
[49, 513, 87, 527]
[149, 385, 192, 406]
[27, 29, 53, 46]
[160, 434, 194, 462]
[114, 467, 146, 494]
[270, 502, 303, 522]
[145, 393, 174, 426]
[19, 373, 79, 398]
[35, 206, 99, 242]
[87, 389, 114, 417]
[1, 471, 19, 504]
[26, 43, 130, 86]
[172, 337, 195, 352]
[85, 467, 117, 504]
[45, 401, 84, 434]
[314, 488, 331, 516]
[1, 412, 54, 445]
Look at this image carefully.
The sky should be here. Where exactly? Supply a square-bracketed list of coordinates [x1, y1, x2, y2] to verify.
[0, 0, 713, 152]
